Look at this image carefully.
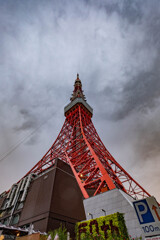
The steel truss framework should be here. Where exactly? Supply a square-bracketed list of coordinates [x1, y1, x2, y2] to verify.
[25, 103, 150, 200]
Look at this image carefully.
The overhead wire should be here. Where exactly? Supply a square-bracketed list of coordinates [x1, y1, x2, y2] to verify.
[0, 105, 63, 163]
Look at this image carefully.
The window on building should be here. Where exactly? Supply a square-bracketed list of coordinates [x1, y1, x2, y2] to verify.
[1, 199, 8, 210]
[3, 218, 9, 226]
[16, 202, 24, 210]
[11, 214, 20, 225]
[7, 208, 12, 215]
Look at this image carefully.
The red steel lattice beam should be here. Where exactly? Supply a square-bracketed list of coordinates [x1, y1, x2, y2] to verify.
[24, 74, 151, 200]
[25, 102, 150, 200]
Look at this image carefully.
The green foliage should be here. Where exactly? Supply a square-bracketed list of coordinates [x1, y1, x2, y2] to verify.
[128, 237, 142, 240]
[40, 235, 48, 240]
[46, 215, 142, 240]
[48, 224, 67, 240]
[76, 212, 129, 240]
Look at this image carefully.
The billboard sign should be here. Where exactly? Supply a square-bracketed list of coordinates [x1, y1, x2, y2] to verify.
[133, 197, 160, 237]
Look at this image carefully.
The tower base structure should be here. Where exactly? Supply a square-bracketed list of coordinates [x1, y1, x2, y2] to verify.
[83, 189, 144, 239]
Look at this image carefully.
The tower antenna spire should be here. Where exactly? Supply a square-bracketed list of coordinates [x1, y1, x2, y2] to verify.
[70, 73, 86, 102]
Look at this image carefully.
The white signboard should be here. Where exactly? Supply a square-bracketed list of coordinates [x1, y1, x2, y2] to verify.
[133, 197, 160, 237]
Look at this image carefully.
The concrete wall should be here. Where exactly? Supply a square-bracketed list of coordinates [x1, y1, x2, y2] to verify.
[83, 188, 144, 239]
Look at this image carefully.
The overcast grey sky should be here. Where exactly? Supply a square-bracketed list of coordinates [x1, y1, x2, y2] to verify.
[0, 0, 160, 201]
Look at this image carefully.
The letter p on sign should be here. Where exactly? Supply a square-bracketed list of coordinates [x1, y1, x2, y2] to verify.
[133, 199, 155, 224]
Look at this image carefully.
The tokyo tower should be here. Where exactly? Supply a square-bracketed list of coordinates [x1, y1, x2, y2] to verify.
[24, 74, 151, 200]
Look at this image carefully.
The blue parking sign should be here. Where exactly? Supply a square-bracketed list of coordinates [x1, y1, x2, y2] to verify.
[133, 197, 160, 237]
[133, 199, 155, 224]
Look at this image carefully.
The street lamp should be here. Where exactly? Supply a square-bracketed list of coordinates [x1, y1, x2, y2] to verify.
[88, 212, 93, 219]
[101, 209, 106, 216]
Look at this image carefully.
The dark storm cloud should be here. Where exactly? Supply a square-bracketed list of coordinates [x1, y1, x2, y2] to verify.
[14, 119, 37, 131]
[114, 64, 160, 120]
[84, 0, 160, 165]
[93, 0, 160, 121]
[14, 109, 37, 132]
[136, 117, 160, 159]
[85, 0, 144, 24]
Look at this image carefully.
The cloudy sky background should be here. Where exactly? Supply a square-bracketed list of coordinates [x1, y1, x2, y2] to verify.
[0, 0, 160, 201]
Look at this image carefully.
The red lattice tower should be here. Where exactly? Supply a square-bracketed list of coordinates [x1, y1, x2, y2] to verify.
[25, 74, 151, 200]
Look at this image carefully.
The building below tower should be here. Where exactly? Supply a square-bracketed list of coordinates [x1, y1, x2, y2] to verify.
[0, 159, 86, 237]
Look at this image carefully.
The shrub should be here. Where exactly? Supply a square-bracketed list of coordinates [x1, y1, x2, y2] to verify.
[48, 224, 67, 240]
